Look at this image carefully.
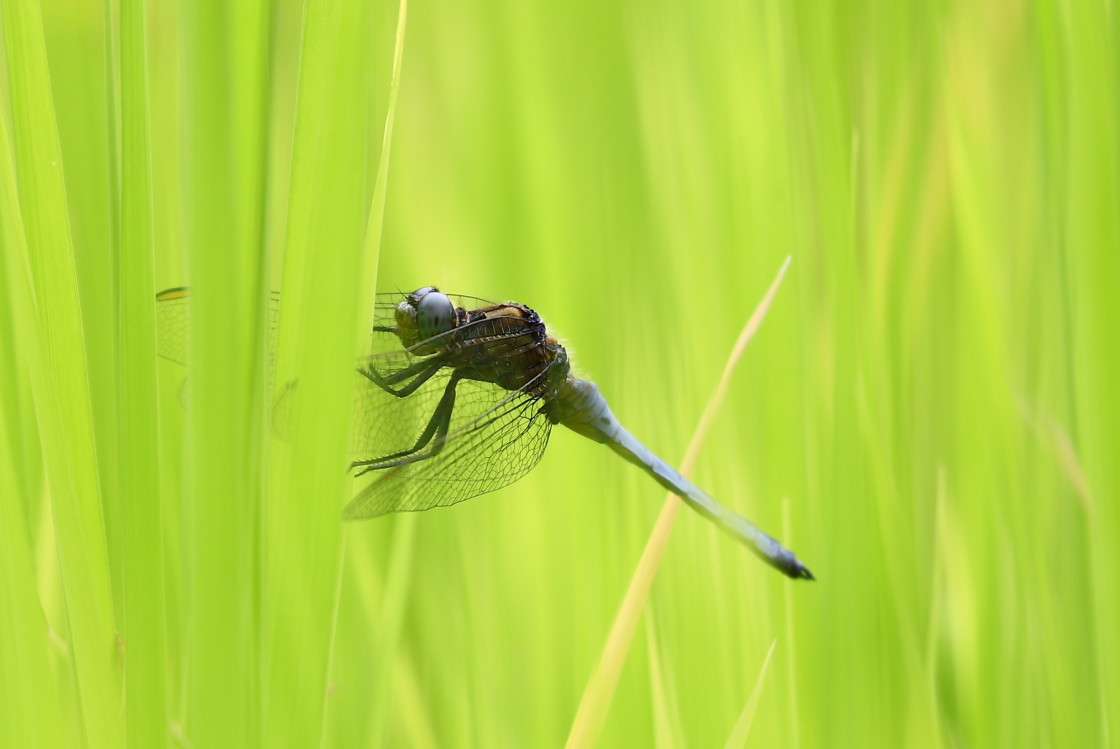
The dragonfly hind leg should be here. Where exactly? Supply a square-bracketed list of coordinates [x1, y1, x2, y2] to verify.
[352, 372, 461, 476]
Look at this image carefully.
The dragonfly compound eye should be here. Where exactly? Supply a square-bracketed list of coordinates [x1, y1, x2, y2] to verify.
[415, 290, 455, 340]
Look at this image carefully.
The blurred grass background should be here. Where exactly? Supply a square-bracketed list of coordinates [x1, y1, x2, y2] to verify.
[2, 0, 1117, 746]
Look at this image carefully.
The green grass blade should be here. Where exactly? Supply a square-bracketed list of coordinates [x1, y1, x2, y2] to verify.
[261, 0, 390, 743]
[358, 0, 409, 320]
[116, 0, 168, 745]
[5, 0, 1119, 744]
[1063, 0, 1120, 734]
[0, 119, 68, 749]
[723, 640, 777, 749]
[179, 1, 271, 745]
[339, 6, 411, 739]
[1, 4, 121, 746]
[645, 614, 684, 748]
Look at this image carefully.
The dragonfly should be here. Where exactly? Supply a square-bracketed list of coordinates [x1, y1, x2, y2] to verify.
[157, 285, 814, 580]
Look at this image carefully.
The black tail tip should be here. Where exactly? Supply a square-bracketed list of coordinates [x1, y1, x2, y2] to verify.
[788, 562, 815, 581]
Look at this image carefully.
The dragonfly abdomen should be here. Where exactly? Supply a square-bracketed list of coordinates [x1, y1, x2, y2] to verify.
[545, 376, 617, 439]
[549, 375, 814, 580]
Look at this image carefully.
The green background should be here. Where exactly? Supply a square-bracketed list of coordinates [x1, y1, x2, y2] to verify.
[2, 0, 1117, 746]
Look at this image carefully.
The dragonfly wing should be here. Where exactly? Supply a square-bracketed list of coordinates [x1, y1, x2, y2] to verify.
[154, 287, 281, 367]
[155, 287, 190, 364]
[345, 374, 554, 517]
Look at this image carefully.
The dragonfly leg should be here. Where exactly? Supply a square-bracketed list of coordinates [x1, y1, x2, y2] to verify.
[351, 372, 460, 475]
[359, 356, 443, 397]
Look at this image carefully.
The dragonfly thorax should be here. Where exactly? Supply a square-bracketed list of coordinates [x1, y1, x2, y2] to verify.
[388, 288, 572, 399]
[454, 302, 570, 399]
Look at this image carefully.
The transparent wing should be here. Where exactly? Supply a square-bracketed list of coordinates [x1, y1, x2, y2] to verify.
[156, 288, 491, 366]
[154, 287, 281, 366]
[345, 367, 555, 517]
[158, 287, 556, 516]
[345, 299, 558, 517]
[155, 287, 190, 364]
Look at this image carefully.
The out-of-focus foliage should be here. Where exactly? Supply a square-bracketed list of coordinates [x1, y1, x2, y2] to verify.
[1, 0, 1116, 746]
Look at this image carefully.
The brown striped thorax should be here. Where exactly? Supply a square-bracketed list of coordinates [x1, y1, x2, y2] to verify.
[387, 286, 571, 402]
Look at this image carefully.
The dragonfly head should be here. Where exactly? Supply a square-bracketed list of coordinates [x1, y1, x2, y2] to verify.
[396, 286, 456, 348]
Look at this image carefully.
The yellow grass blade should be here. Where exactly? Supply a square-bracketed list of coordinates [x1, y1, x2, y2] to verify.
[565, 257, 792, 748]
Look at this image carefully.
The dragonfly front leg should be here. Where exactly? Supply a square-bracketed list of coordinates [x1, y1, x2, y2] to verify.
[359, 355, 444, 397]
[352, 372, 461, 476]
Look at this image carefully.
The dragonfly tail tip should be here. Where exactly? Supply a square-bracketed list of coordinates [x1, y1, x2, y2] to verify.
[788, 562, 815, 581]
